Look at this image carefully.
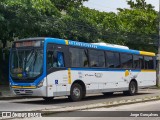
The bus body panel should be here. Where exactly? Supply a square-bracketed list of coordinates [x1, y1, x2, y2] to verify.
[9, 37, 156, 98]
[45, 69, 156, 97]
[10, 69, 156, 97]
[46, 70, 70, 97]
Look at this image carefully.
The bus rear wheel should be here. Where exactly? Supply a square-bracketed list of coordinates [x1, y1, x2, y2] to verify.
[123, 81, 137, 96]
[43, 97, 54, 102]
[69, 83, 83, 102]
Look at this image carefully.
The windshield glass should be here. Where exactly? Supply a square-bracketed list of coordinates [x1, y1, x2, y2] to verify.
[10, 48, 43, 79]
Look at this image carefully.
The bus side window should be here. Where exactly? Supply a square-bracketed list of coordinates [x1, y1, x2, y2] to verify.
[89, 49, 105, 68]
[47, 44, 65, 69]
[121, 53, 133, 69]
[82, 49, 89, 67]
[47, 51, 65, 69]
[139, 56, 144, 69]
[144, 56, 153, 69]
[57, 52, 65, 67]
[69, 47, 89, 68]
[133, 55, 139, 69]
[47, 51, 58, 68]
[47, 51, 54, 69]
[133, 55, 144, 69]
[106, 51, 120, 68]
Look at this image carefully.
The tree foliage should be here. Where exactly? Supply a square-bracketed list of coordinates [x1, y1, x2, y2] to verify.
[50, 0, 88, 11]
[127, 0, 154, 11]
[0, 0, 60, 47]
[117, 0, 158, 52]
[0, 0, 158, 52]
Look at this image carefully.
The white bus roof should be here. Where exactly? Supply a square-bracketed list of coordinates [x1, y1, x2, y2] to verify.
[92, 42, 129, 49]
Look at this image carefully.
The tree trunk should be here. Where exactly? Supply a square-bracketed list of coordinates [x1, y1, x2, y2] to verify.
[2, 39, 6, 48]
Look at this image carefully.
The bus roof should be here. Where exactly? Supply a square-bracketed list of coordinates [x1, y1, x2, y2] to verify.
[15, 37, 155, 56]
[44, 38, 155, 56]
[15, 37, 45, 42]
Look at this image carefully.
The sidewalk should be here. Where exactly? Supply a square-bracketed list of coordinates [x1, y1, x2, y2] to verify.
[0, 85, 12, 96]
[0, 85, 27, 100]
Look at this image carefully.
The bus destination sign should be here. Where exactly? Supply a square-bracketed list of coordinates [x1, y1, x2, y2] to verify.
[15, 41, 41, 48]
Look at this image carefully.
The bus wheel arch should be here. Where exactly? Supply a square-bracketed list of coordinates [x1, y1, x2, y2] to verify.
[123, 79, 138, 96]
[69, 80, 86, 102]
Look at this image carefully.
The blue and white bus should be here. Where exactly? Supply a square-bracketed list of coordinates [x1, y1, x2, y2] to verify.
[9, 37, 156, 101]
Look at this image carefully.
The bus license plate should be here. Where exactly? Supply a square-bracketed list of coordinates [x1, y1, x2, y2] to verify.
[19, 90, 25, 94]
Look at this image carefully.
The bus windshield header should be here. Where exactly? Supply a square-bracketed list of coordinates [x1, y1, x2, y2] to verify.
[14, 41, 42, 48]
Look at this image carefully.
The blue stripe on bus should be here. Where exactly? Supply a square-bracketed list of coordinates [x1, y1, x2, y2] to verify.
[45, 38, 66, 45]
[45, 38, 140, 55]
[70, 68, 140, 72]
[9, 74, 46, 86]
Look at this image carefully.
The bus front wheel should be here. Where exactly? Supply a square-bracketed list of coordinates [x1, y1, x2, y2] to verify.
[69, 83, 83, 102]
[123, 81, 137, 96]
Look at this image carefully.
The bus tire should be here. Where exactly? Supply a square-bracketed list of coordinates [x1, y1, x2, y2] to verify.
[69, 83, 83, 102]
[103, 92, 114, 96]
[43, 97, 54, 102]
[123, 81, 137, 96]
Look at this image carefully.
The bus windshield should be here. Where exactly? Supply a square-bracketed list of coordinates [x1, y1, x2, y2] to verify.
[10, 48, 43, 79]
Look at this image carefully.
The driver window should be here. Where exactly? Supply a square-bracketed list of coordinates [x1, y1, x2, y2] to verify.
[47, 44, 65, 69]
[57, 52, 65, 67]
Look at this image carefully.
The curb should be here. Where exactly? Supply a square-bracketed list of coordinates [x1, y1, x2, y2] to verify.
[0, 96, 25, 100]
[0, 96, 39, 100]
[40, 95, 160, 116]
[1, 95, 160, 119]
[0, 92, 24, 100]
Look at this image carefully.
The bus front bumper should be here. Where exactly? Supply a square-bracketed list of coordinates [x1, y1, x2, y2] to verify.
[11, 86, 47, 97]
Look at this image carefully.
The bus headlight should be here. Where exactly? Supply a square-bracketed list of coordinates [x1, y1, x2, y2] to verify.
[37, 80, 44, 88]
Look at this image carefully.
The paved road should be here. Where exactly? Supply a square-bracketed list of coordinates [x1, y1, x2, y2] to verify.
[44, 100, 160, 120]
[0, 89, 159, 112]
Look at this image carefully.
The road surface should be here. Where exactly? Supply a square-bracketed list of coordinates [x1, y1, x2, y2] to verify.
[0, 89, 160, 120]
[0, 89, 159, 112]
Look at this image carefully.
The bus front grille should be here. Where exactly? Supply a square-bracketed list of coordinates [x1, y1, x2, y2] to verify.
[14, 89, 33, 95]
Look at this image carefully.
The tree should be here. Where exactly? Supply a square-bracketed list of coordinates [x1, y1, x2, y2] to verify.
[0, 0, 90, 48]
[127, 0, 154, 11]
[50, 0, 88, 11]
[59, 7, 100, 42]
[117, 0, 158, 52]
[0, 0, 60, 48]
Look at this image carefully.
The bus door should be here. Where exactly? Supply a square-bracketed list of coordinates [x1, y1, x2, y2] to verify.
[46, 44, 69, 96]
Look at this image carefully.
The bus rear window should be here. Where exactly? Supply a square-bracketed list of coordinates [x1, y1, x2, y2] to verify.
[144, 56, 154, 69]
[133, 55, 144, 69]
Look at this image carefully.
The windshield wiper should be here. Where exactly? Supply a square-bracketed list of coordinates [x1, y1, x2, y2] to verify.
[25, 49, 35, 72]
[15, 48, 20, 68]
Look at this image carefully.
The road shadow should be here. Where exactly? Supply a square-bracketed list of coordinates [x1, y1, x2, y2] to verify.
[12, 92, 152, 105]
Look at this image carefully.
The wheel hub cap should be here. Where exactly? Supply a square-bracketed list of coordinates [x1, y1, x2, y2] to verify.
[73, 88, 80, 97]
